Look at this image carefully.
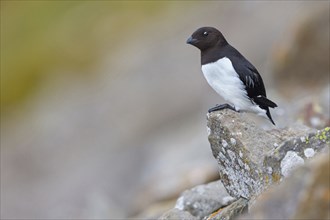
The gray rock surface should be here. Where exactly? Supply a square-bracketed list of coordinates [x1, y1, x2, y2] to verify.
[158, 110, 329, 220]
[205, 198, 248, 220]
[264, 127, 330, 181]
[159, 208, 198, 220]
[241, 151, 330, 219]
[207, 110, 329, 199]
[160, 180, 235, 220]
[174, 180, 235, 219]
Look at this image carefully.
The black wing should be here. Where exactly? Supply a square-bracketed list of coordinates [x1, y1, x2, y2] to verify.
[232, 54, 277, 125]
[227, 46, 277, 108]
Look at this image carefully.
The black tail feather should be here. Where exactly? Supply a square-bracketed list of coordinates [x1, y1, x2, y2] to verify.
[253, 96, 277, 108]
[252, 95, 277, 125]
[266, 108, 276, 125]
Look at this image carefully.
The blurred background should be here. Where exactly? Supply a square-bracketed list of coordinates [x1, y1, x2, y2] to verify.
[1, 1, 329, 219]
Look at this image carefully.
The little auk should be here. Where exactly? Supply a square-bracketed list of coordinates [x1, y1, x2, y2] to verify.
[187, 27, 277, 125]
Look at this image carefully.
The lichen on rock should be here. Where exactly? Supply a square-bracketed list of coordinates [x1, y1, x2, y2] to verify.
[206, 110, 329, 200]
[159, 110, 329, 220]
[280, 151, 304, 177]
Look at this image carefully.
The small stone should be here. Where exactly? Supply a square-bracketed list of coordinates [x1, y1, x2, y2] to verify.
[174, 180, 235, 219]
[230, 138, 237, 146]
[304, 148, 315, 158]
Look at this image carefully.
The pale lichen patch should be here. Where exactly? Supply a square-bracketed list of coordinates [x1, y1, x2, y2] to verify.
[304, 148, 315, 158]
[206, 126, 211, 135]
[222, 139, 228, 148]
[237, 158, 244, 168]
[175, 196, 184, 210]
[222, 196, 235, 206]
[227, 150, 236, 162]
[244, 163, 250, 171]
[239, 151, 243, 158]
[280, 151, 304, 177]
[266, 167, 273, 174]
[231, 132, 242, 136]
[230, 138, 237, 146]
[300, 136, 306, 143]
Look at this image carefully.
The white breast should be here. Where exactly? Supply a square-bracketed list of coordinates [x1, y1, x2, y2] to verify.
[201, 57, 265, 115]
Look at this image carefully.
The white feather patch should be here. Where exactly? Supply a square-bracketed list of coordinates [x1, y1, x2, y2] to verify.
[201, 57, 266, 116]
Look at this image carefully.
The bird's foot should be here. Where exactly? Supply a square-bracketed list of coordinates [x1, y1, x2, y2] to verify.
[208, 103, 237, 113]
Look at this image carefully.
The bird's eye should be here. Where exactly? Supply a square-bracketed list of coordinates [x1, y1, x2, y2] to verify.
[203, 31, 208, 36]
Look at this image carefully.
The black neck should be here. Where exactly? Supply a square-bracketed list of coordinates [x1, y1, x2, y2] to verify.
[201, 44, 228, 65]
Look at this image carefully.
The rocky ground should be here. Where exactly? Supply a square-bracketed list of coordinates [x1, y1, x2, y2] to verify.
[159, 110, 330, 220]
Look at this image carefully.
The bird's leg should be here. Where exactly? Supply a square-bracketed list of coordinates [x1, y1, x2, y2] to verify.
[208, 103, 237, 113]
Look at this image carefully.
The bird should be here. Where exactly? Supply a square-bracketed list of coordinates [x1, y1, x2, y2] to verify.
[187, 27, 277, 125]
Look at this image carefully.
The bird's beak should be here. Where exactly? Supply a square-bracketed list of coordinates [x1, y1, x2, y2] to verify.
[186, 36, 197, 45]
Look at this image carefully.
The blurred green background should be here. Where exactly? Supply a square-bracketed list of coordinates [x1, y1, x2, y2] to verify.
[1, 1, 168, 115]
[1, 1, 329, 219]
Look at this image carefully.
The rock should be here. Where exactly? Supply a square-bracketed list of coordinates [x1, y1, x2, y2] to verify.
[133, 199, 177, 220]
[264, 127, 330, 181]
[158, 110, 329, 220]
[240, 151, 330, 219]
[207, 110, 329, 199]
[159, 208, 198, 220]
[174, 180, 235, 219]
[159, 180, 235, 220]
[205, 198, 248, 220]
